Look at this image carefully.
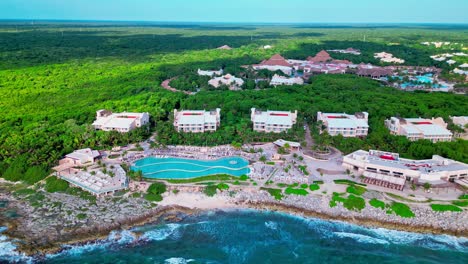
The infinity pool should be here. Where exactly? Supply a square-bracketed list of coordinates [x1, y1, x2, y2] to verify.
[131, 156, 250, 179]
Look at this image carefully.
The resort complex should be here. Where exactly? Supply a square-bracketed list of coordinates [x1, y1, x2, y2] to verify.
[92, 110, 150, 133]
[343, 150, 468, 188]
[208, 74, 244, 89]
[251, 108, 298, 133]
[59, 148, 101, 166]
[317, 112, 369, 137]
[56, 164, 128, 196]
[197, 68, 223, 77]
[385, 117, 453, 143]
[252, 54, 293, 75]
[173, 109, 221, 133]
[270, 74, 304, 86]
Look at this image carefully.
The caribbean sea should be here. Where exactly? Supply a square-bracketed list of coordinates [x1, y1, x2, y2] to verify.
[1, 210, 467, 263]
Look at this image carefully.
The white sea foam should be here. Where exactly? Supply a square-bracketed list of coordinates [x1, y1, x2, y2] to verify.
[0, 228, 33, 263]
[371, 228, 468, 252]
[47, 230, 137, 259]
[265, 221, 278, 230]
[164, 257, 195, 264]
[333, 232, 390, 245]
[140, 223, 181, 241]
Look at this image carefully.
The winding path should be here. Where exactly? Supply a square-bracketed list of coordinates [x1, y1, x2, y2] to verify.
[161, 78, 193, 95]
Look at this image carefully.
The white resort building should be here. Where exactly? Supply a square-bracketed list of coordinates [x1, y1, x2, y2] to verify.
[251, 108, 298, 133]
[59, 148, 101, 167]
[197, 68, 223, 77]
[270, 74, 304, 86]
[374, 52, 405, 64]
[174, 109, 221, 133]
[317, 112, 369, 137]
[56, 164, 128, 196]
[208, 74, 244, 89]
[451, 116, 468, 128]
[92, 110, 150, 133]
[343, 150, 468, 189]
[385, 117, 452, 143]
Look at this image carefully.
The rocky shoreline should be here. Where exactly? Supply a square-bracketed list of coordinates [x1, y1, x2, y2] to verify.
[1, 189, 467, 259]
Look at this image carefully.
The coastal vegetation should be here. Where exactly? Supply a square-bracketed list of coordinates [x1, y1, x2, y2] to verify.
[330, 192, 366, 211]
[430, 204, 463, 212]
[260, 187, 284, 200]
[346, 185, 367, 196]
[388, 202, 415, 218]
[369, 198, 386, 209]
[44, 176, 70, 193]
[145, 182, 167, 202]
[1, 23, 468, 183]
[285, 187, 309, 196]
[164, 174, 237, 184]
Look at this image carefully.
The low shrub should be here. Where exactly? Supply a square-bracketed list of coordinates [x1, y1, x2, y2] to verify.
[430, 204, 463, 212]
[285, 187, 308, 196]
[369, 198, 386, 209]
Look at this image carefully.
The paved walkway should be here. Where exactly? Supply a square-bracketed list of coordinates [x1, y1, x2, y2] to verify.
[161, 78, 193, 95]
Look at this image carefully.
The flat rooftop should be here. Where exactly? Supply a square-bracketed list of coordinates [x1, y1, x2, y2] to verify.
[348, 150, 467, 173]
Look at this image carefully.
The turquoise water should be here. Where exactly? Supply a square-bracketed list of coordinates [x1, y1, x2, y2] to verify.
[28, 210, 468, 264]
[131, 156, 250, 179]
[416, 75, 433, 83]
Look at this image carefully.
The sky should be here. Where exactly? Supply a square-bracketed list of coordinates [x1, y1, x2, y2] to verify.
[1, 0, 467, 24]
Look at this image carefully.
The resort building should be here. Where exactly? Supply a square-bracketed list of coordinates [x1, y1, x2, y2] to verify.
[59, 148, 101, 167]
[374, 52, 405, 64]
[174, 109, 221, 133]
[217, 45, 232, 50]
[317, 112, 369, 138]
[327, 48, 361, 55]
[251, 108, 298, 133]
[451, 116, 468, 128]
[197, 68, 223, 77]
[252, 54, 293, 75]
[56, 164, 128, 196]
[385, 117, 453, 143]
[446, 60, 457, 65]
[208, 74, 244, 89]
[356, 63, 393, 79]
[92, 110, 150, 133]
[343, 150, 468, 188]
[307, 50, 332, 63]
[270, 74, 304, 86]
[273, 139, 301, 151]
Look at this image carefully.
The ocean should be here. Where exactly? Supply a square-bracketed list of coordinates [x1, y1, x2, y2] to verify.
[1, 210, 467, 263]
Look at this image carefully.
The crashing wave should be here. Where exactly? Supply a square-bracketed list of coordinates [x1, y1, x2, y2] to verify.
[164, 257, 195, 264]
[333, 232, 390, 245]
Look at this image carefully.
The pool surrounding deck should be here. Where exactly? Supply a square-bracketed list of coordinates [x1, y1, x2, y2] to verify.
[131, 156, 250, 179]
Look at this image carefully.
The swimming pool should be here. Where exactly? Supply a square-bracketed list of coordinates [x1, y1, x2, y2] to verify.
[131, 156, 250, 179]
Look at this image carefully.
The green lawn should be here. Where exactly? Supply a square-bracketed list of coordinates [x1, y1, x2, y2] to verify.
[334, 179, 367, 186]
[369, 198, 386, 209]
[165, 174, 236, 184]
[261, 187, 284, 200]
[309, 184, 320, 191]
[389, 202, 415, 218]
[458, 194, 468, 200]
[285, 187, 309, 196]
[430, 204, 463, 212]
[329, 192, 365, 211]
[346, 185, 367, 196]
[452, 200, 468, 207]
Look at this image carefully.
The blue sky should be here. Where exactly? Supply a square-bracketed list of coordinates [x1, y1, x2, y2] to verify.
[1, 0, 467, 23]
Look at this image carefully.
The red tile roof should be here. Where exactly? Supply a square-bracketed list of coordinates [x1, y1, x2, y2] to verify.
[260, 54, 291, 67]
[307, 50, 332, 63]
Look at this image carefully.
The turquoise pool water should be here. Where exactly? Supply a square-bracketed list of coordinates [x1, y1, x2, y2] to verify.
[416, 75, 433, 83]
[131, 156, 250, 179]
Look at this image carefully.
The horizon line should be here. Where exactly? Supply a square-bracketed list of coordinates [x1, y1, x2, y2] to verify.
[0, 18, 468, 25]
